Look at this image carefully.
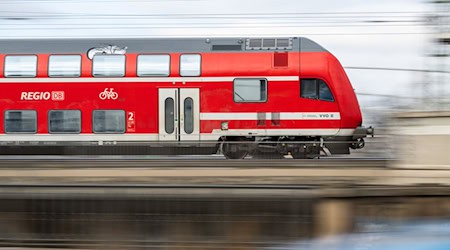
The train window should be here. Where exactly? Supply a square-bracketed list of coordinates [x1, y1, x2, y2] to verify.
[48, 110, 81, 133]
[4, 55, 37, 77]
[318, 80, 334, 101]
[4, 110, 36, 133]
[92, 55, 125, 77]
[300, 79, 334, 102]
[165, 98, 175, 134]
[233, 79, 267, 102]
[48, 55, 81, 77]
[184, 98, 194, 134]
[137, 55, 170, 76]
[180, 54, 201, 76]
[93, 110, 125, 133]
[300, 79, 317, 99]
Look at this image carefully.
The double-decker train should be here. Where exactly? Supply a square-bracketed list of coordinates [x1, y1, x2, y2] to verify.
[0, 37, 373, 158]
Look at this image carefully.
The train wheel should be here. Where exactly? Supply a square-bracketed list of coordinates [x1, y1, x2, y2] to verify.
[221, 141, 248, 159]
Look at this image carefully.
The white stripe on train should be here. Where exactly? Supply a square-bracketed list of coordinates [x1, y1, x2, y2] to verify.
[0, 129, 355, 142]
[0, 76, 299, 83]
[200, 112, 341, 120]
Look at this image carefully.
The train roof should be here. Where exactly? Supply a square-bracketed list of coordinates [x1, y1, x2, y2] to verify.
[0, 37, 327, 54]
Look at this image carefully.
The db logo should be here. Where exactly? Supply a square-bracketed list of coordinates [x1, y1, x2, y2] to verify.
[51, 91, 65, 101]
[99, 88, 118, 100]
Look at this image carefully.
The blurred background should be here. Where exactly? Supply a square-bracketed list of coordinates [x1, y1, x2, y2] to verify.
[0, 0, 447, 123]
[0, 0, 450, 249]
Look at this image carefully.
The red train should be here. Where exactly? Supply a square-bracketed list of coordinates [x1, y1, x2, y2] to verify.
[0, 37, 373, 158]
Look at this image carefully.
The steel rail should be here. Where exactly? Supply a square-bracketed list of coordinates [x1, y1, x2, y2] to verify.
[0, 183, 318, 189]
[0, 156, 389, 168]
[0, 183, 448, 199]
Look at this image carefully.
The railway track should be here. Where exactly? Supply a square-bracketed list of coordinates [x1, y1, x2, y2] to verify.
[0, 157, 446, 196]
[0, 155, 447, 197]
[0, 183, 449, 199]
[0, 155, 388, 168]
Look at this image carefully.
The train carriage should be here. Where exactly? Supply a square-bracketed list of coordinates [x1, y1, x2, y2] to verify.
[0, 37, 373, 158]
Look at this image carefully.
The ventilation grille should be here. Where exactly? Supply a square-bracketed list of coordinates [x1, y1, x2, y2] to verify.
[276, 39, 290, 47]
[249, 39, 262, 48]
[246, 38, 293, 50]
[262, 39, 276, 48]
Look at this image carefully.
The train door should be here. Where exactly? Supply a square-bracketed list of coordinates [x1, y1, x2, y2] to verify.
[158, 88, 200, 141]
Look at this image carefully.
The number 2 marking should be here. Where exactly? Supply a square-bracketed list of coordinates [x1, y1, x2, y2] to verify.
[128, 112, 134, 121]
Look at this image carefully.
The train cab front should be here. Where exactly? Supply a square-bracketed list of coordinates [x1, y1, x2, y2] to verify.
[310, 42, 375, 155]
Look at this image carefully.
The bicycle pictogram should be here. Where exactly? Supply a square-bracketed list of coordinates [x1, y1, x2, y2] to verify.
[99, 88, 118, 100]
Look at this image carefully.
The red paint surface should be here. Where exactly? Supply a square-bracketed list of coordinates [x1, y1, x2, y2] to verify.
[0, 51, 363, 136]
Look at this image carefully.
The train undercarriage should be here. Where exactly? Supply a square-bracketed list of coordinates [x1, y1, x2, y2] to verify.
[0, 135, 368, 159]
[219, 135, 366, 159]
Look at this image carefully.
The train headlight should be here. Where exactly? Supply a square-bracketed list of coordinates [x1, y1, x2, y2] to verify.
[221, 121, 229, 131]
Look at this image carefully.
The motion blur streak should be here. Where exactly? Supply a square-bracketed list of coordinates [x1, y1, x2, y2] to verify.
[0, 0, 449, 249]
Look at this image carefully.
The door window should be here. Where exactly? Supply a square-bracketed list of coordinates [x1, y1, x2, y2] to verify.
[164, 98, 175, 134]
[184, 97, 194, 134]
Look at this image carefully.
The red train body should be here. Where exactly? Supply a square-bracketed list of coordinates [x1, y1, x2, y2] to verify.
[0, 37, 372, 158]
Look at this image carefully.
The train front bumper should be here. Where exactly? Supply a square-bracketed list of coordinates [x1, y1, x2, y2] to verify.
[353, 126, 374, 139]
[349, 126, 374, 149]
